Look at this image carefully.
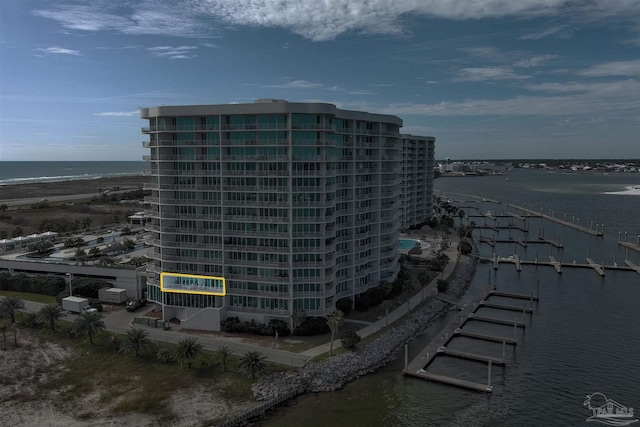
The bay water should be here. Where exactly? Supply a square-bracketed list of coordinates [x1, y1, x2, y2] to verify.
[264, 169, 640, 427]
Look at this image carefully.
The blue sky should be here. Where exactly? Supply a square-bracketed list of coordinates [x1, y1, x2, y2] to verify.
[0, 0, 639, 161]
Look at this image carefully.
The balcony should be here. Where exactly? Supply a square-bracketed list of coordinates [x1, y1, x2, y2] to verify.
[228, 288, 290, 298]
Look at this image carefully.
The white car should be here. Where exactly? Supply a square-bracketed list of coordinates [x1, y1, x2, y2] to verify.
[82, 306, 98, 314]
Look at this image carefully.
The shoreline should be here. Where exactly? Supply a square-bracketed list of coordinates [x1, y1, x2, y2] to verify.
[236, 253, 478, 426]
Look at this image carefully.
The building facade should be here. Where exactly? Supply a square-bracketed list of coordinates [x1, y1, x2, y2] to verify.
[401, 135, 435, 229]
[141, 100, 435, 331]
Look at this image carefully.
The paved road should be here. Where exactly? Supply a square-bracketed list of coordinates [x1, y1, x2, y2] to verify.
[1, 189, 135, 207]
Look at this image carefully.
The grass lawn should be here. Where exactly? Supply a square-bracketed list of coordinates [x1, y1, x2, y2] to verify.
[0, 290, 56, 304]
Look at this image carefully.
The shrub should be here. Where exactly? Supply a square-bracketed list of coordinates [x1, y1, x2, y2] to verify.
[368, 286, 387, 308]
[0, 273, 66, 297]
[69, 278, 112, 299]
[293, 316, 329, 336]
[354, 292, 370, 312]
[336, 298, 353, 316]
[157, 347, 173, 363]
[221, 317, 288, 336]
[437, 279, 449, 293]
[459, 240, 473, 255]
[267, 319, 291, 337]
[340, 330, 361, 351]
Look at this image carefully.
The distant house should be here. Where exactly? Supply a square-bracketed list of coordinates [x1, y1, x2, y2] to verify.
[128, 212, 150, 226]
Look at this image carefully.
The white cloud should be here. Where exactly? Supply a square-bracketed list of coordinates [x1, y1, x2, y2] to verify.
[35, 46, 81, 55]
[519, 25, 568, 40]
[579, 60, 640, 77]
[514, 54, 557, 68]
[285, 80, 323, 89]
[338, 78, 638, 117]
[147, 45, 197, 59]
[455, 67, 529, 82]
[33, 0, 640, 42]
[33, 6, 132, 32]
[93, 111, 139, 117]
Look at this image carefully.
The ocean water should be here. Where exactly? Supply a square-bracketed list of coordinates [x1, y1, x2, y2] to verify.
[264, 169, 640, 427]
[0, 161, 145, 185]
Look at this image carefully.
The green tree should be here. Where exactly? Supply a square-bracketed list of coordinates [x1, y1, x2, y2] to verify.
[239, 351, 268, 380]
[417, 271, 431, 286]
[75, 248, 87, 265]
[0, 296, 25, 324]
[291, 310, 306, 331]
[326, 309, 344, 356]
[458, 209, 465, 225]
[437, 279, 449, 293]
[120, 328, 149, 357]
[38, 304, 66, 332]
[27, 241, 54, 255]
[340, 330, 361, 351]
[11, 226, 23, 238]
[216, 346, 233, 372]
[121, 238, 136, 252]
[173, 337, 203, 369]
[72, 312, 105, 345]
[81, 217, 92, 229]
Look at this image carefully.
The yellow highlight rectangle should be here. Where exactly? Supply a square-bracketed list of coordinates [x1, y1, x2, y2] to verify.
[160, 272, 226, 296]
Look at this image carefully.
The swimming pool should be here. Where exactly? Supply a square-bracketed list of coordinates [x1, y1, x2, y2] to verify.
[399, 238, 430, 251]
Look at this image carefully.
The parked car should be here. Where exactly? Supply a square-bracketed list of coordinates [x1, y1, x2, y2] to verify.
[126, 298, 147, 312]
[82, 305, 98, 314]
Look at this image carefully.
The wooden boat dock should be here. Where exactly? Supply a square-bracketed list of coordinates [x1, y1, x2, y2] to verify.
[481, 255, 640, 276]
[404, 286, 538, 393]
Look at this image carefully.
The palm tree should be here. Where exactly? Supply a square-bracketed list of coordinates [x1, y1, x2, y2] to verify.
[0, 322, 8, 351]
[458, 209, 465, 225]
[239, 351, 268, 380]
[72, 312, 105, 345]
[121, 328, 149, 357]
[75, 248, 87, 265]
[174, 337, 203, 368]
[38, 304, 66, 332]
[326, 309, 344, 356]
[0, 296, 25, 324]
[216, 346, 233, 372]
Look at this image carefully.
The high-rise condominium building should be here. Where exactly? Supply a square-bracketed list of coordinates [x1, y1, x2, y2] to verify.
[141, 100, 435, 331]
